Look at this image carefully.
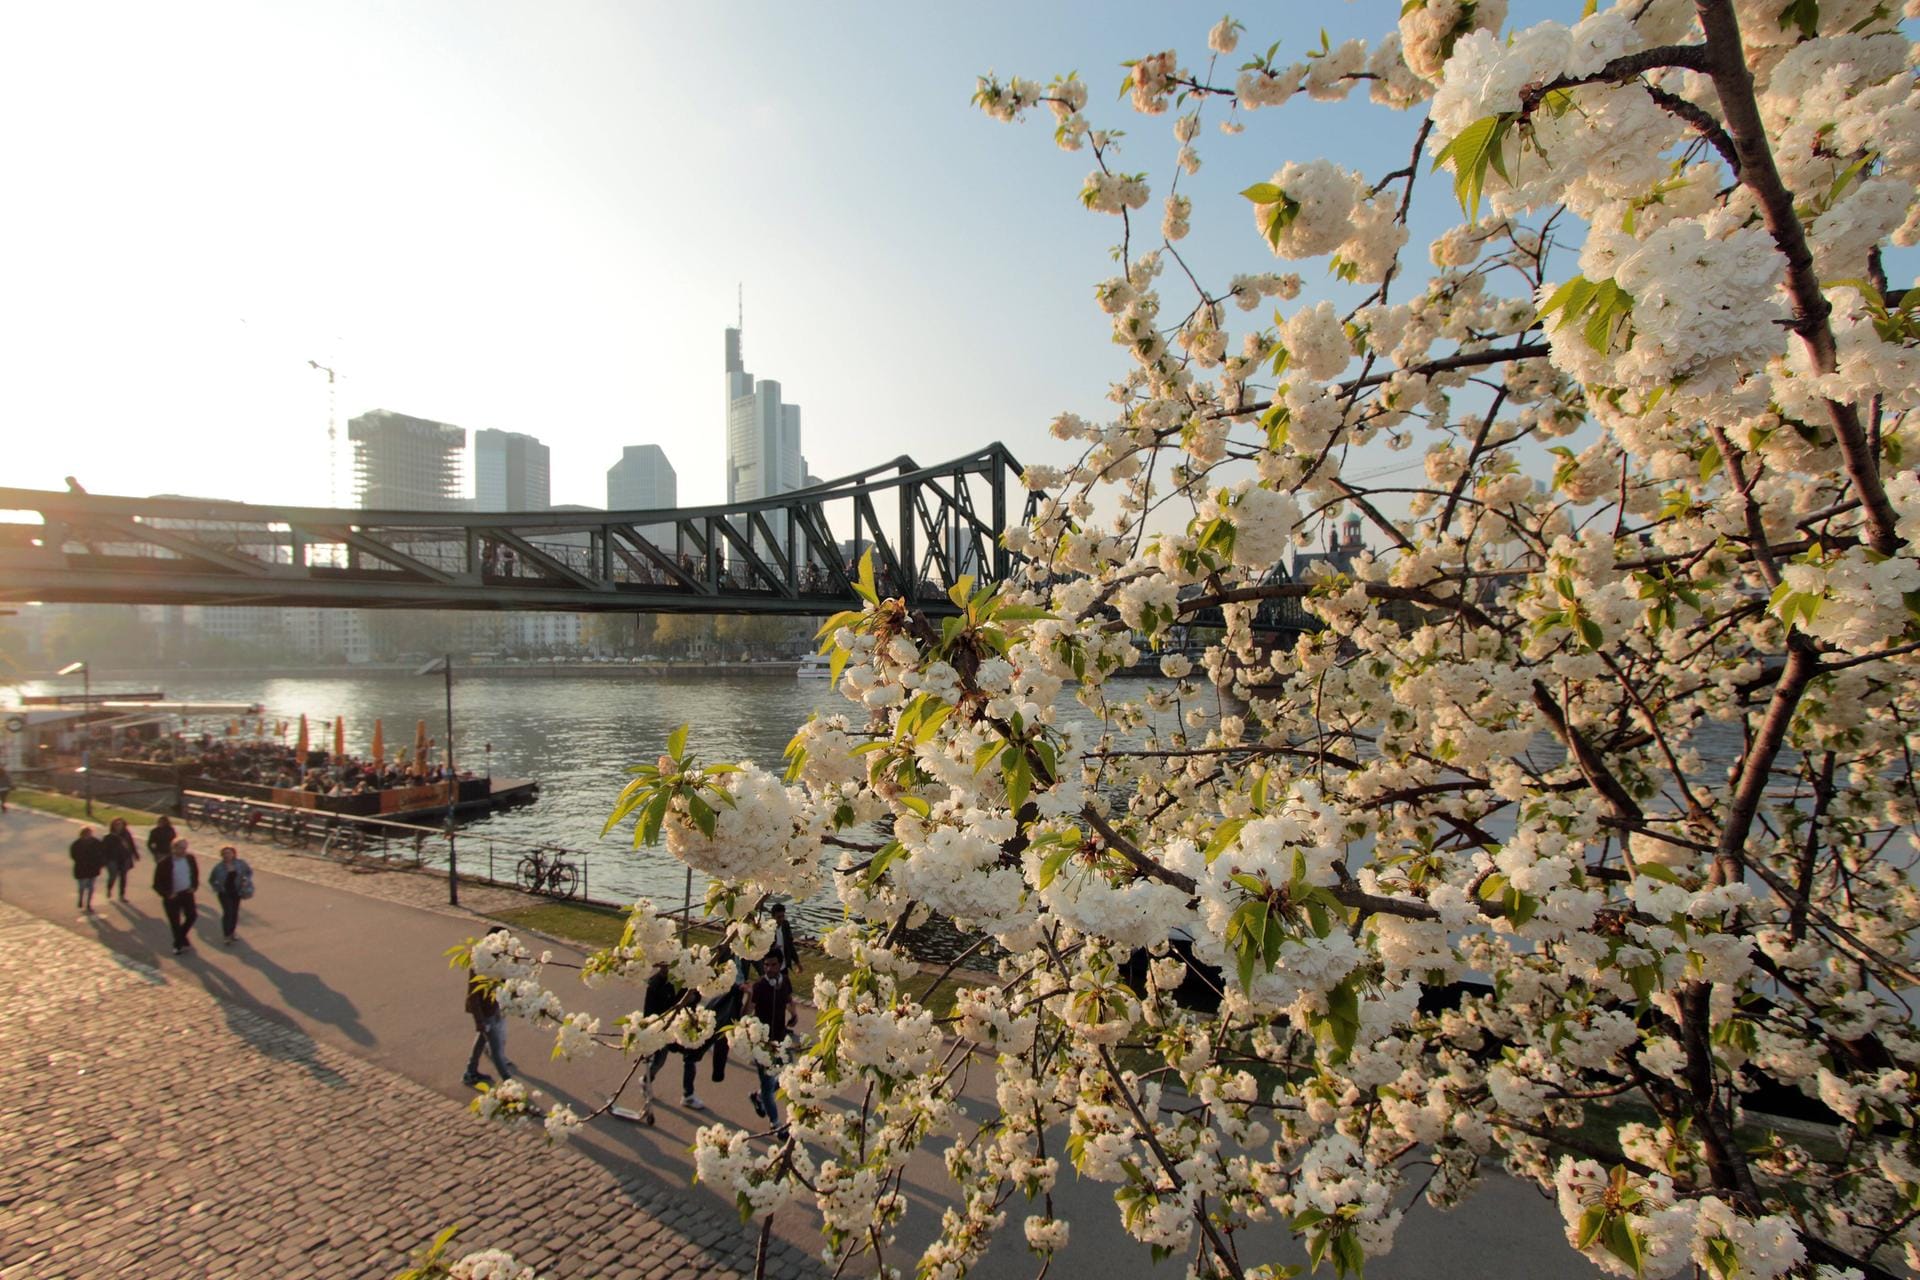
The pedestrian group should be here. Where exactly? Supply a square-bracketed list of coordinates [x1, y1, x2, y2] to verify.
[63, 811, 255, 953]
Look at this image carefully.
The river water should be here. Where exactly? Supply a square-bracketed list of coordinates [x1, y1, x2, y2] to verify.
[18, 670, 1183, 945]
[19, 667, 1764, 946]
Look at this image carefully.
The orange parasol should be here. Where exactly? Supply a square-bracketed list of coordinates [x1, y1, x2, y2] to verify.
[295, 713, 309, 759]
[371, 719, 385, 765]
[334, 716, 345, 760]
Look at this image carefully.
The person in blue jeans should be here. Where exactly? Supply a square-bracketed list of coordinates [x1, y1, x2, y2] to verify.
[462, 928, 516, 1088]
[745, 951, 797, 1132]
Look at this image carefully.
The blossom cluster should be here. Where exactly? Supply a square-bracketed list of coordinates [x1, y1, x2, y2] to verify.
[453, 7, 1920, 1280]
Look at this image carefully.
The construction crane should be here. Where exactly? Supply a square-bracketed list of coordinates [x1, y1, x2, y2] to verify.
[308, 359, 339, 505]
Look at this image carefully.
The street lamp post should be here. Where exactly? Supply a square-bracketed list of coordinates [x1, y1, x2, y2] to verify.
[57, 660, 90, 817]
[415, 654, 458, 905]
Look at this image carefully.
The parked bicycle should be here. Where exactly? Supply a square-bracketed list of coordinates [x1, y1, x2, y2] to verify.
[515, 845, 579, 899]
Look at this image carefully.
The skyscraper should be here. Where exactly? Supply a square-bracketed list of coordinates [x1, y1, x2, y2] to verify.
[474, 429, 551, 512]
[608, 444, 678, 551]
[607, 444, 677, 510]
[725, 327, 810, 564]
[348, 410, 466, 510]
[725, 327, 809, 506]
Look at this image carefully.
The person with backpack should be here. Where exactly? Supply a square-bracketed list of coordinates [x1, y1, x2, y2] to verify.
[207, 845, 254, 944]
[69, 826, 106, 914]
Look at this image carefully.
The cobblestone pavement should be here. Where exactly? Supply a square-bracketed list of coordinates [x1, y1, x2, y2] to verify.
[0, 900, 815, 1280]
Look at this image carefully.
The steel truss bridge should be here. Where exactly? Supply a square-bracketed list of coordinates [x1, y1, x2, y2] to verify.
[0, 445, 1047, 616]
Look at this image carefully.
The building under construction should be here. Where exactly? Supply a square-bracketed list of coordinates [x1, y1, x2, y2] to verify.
[348, 410, 467, 510]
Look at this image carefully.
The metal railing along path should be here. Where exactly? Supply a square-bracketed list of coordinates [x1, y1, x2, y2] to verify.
[178, 790, 602, 903]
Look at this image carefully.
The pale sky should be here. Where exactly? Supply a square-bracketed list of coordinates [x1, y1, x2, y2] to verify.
[0, 2, 1459, 512]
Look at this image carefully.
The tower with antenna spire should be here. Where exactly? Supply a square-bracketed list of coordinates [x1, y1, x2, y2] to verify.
[724, 303, 809, 556]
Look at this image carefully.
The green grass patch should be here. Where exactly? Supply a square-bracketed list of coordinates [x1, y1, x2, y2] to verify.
[485, 899, 987, 1014]
[9, 788, 159, 828]
[489, 900, 630, 948]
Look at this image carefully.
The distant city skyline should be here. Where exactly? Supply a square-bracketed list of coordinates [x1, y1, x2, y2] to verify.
[0, 2, 1439, 515]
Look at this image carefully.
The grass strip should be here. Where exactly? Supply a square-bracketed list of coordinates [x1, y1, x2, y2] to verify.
[9, 788, 160, 828]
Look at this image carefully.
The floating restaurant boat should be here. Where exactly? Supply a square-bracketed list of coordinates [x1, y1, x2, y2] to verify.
[104, 750, 541, 826]
[60, 700, 541, 827]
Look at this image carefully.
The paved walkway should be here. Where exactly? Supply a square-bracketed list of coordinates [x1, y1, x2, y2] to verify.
[0, 825, 813, 1280]
[0, 805, 1597, 1280]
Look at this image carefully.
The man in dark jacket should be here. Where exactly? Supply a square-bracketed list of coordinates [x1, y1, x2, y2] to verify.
[639, 962, 706, 1118]
[152, 837, 199, 953]
[462, 927, 515, 1088]
[745, 952, 797, 1130]
[69, 827, 105, 914]
[147, 814, 177, 859]
[770, 903, 803, 976]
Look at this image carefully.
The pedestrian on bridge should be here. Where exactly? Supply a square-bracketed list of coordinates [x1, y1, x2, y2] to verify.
[153, 837, 199, 954]
[208, 845, 254, 944]
[101, 817, 138, 901]
[69, 826, 105, 914]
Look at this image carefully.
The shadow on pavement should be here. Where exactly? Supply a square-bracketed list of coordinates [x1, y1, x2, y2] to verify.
[87, 905, 354, 1088]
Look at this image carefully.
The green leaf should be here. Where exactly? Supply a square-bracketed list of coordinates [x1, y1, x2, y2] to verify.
[1325, 980, 1360, 1058]
[666, 723, 689, 762]
[1777, 0, 1819, 38]
[1575, 1205, 1608, 1251]
[1037, 838, 1079, 890]
[1240, 182, 1286, 203]
[855, 549, 878, 604]
[637, 790, 671, 847]
[1432, 113, 1513, 218]
[686, 792, 717, 838]
[1205, 819, 1247, 863]
[1004, 744, 1032, 812]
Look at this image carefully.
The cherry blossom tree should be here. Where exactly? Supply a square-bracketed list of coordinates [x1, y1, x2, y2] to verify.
[447, 4, 1920, 1277]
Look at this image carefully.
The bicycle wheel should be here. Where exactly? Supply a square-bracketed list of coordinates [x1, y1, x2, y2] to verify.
[515, 855, 543, 893]
[216, 805, 243, 836]
[546, 863, 579, 900]
[183, 801, 205, 831]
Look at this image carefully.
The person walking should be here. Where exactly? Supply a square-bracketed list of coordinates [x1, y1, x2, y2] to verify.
[101, 817, 138, 901]
[69, 826, 105, 914]
[0, 763, 14, 813]
[744, 951, 797, 1132]
[147, 813, 177, 862]
[207, 845, 254, 944]
[637, 962, 705, 1121]
[462, 928, 516, 1088]
[770, 902, 803, 977]
[152, 837, 200, 954]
